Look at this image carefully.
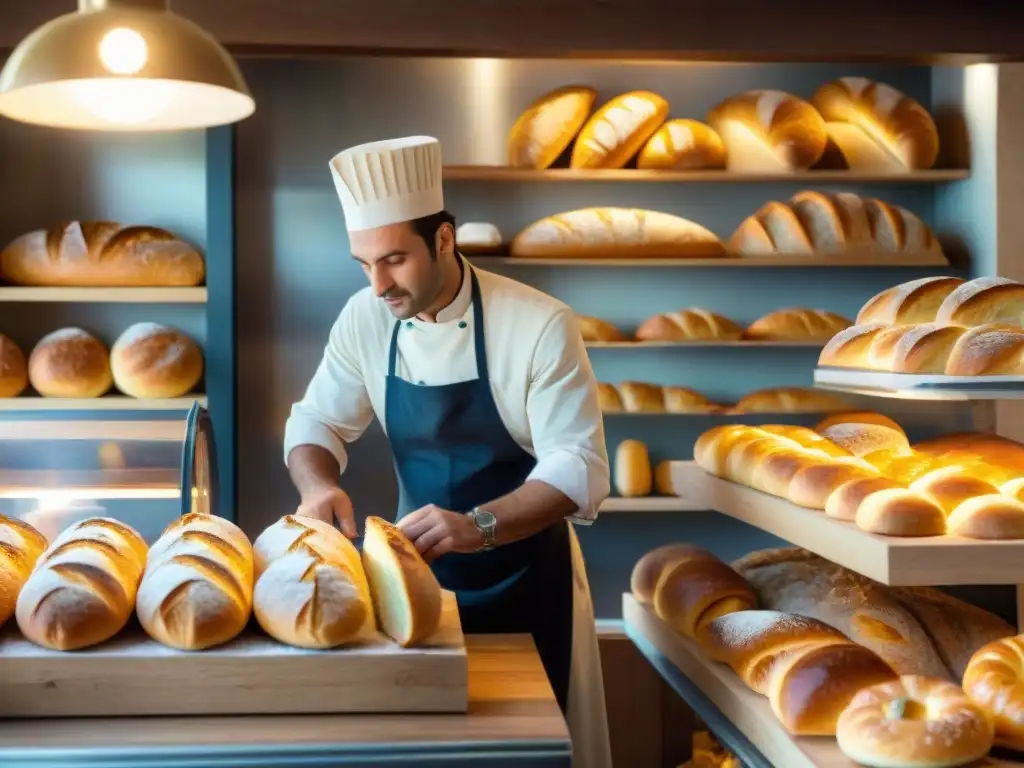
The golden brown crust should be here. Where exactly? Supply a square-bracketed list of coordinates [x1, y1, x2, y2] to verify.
[507, 85, 597, 170]
[964, 635, 1024, 749]
[635, 309, 743, 342]
[576, 315, 624, 342]
[630, 544, 717, 604]
[570, 90, 668, 170]
[653, 555, 757, 638]
[856, 276, 964, 326]
[636, 119, 726, 170]
[110, 323, 203, 398]
[28, 328, 112, 398]
[0, 334, 27, 398]
[728, 387, 849, 414]
[614, 439, 652, 498]
[945, 323, 1024, 376]
[744, 308, 852, 341]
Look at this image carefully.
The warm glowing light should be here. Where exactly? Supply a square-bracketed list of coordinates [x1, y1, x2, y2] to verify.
[70, 78, 175, 125]
[98, 27, 148, 75]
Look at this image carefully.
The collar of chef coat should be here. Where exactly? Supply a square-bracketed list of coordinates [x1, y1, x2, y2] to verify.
[405, 253, 472, 328]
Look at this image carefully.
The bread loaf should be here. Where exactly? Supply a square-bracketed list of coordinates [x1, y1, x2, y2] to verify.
[787, 461, 880, 509]
[507, 85, 597, 170]
[1, 221, 205, 287]
[111, 323, 203, 399]
[706, 91, 827, 171]
[578, 315, 625, 342]
[636, 119, 726, 170]
[28, 328, 112, 398]
[630, 544, 717, 605]
[455, 222, 503, 254]
[599, 382, 722, 414]
[136, 513, 253, 650]
[0, 515, 47, 627]
[16, 517, 147, 650]
[653, 554, 757, 639]
[570, 90, 668, 169]
[743, 308, 852, 341]
[963, 635, 1024, 750]
[693, 425, 765, 476]
[0, 334, 27, 397]
[653, 460, 674, 495]
[635, 309, 743, 342]
[936, 276, 1024, 328]
[814, 410, 905, 434]
[362, 516, 442, 647]
[510, 207, 726, 259]
[945, 323, 1024, 376]
[818, 422, 910, 457]
[728, 387, 849, 414]
[812, 78, 940, 169]
[817, 323, 890, 369]
[614, 439, 653, 497]
[837, 676, 993, 766]
[597, 382, 624, 412]
[854, 486, 948, 537]
[730, 201, 812, 256]
[857, 276, 964, 325]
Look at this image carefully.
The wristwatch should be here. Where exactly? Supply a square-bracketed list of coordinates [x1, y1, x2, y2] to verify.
[467, 507, 497, 551]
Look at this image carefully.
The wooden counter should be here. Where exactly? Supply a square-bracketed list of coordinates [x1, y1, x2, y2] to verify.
[0, 634, 570, 768]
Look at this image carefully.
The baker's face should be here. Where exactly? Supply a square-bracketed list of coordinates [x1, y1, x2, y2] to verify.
[349, 222, 449, 319]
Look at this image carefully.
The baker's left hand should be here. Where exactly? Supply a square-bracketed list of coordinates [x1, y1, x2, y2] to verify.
[397, 505, 484, 562]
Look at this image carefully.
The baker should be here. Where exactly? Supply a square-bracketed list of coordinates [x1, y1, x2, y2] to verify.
[283, 135, 612, 767]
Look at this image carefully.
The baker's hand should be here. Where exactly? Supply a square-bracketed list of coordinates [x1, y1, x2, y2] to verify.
[295, 485, 357, 538]
[397, 505, 484, 562]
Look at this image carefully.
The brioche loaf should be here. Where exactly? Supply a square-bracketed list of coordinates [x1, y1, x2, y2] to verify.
[707, 91, 827, 171]
[935, 276, 1024, 327]
[653, 554, 757, 639]
[635, 309, 743, 342]
[0, 515, 47, 627]
[599, 382, 722, 414]
[812, 78, 940, 169]
[136, 513, 253, 650]
[16, 517, 147, 650]
[837, 675, 993, 766]
[455, 223, 503, 254]
[1, 221, 205, 287]
[577, 315, 624, 342]
[815, 410, 906, 435]
[614, 439, 652, 497]
[362, 516, 442, 647]
[945, 323, 1024, 376]
[963, 635, 1024, 750]
[857, 276, 964, 325]
[570, 90, 668, 169]
[111, 323, 203, 399]
[637, 119, 726, 170]
[694, 424, 765, 476]
[818, 422, 909, 457]
[0, 334, 27, 397]
[743, 308, 852, 341]
[728, 387, 849, 414]
[28, 328, 112, 398]
[507, 85, 597, 170]
[630, 544, 717, 605]
[510, 207, 726, 259]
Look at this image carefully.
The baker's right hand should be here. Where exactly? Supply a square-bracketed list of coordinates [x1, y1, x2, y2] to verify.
[296, 485, 357, 538]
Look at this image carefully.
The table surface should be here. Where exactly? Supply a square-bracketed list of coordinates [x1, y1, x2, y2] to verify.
[0, 634, 571, 766]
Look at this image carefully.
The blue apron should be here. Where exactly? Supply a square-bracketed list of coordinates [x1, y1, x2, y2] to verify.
[384, 267, 574, 713]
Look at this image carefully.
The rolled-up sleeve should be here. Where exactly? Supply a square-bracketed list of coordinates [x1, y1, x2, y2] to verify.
[524, 308, 611, 523]
[283, 301, 374, 476]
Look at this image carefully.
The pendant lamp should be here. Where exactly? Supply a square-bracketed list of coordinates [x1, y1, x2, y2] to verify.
[0, 0, 255, 131]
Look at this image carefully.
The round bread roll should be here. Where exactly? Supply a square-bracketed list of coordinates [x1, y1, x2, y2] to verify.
[28, 328, 112, 398]
[111, 323, 203, 398]
[653, 555, 757, 639]
[837, 676, 994, 767]
[946, 494, 1024, 540]
[137, 513, 254, 650]
[0, 514, 48, 626]
[454, 222, 503, 253]
[614, 439, 652, 498]
[0, 334, 27, 398]
[630, 544, 716, 605]
[963, 635, 1024, 750]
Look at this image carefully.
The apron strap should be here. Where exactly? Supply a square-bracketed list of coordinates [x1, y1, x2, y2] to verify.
[387, 315, 402, 377]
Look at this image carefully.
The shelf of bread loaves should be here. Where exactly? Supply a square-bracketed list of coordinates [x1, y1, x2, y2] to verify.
[600, 383, 851, 416]
[624, 544, 1024, 768]
[673, 411, 1024, 585]
[0, 222, 207, 299]
[459, 190, 949, 267]
[0, 512, 466, 717]
[0, 324, 205, 410]
[814, 276, 1024, 399]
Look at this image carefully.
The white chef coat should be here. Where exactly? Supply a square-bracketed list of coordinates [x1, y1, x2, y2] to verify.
[284, 257, 613, 768]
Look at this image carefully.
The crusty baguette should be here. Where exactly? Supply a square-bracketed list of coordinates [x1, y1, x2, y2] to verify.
[934, 276, 1024, 328]
[510, 207, 726, 259]
[817, 323, 890, 369]
[727, 387, 849, 414]
[570, 90, 669, 169]
[812, 78, 940, 169]
[637, 119, 727, 170]
[743, 308, 852, 341]
[577, 315, 625, 343]
[945, 323, 1024, 376]
[507, 85, 597, 170]
[857, 276, 964, 325]
[599, 381, 722, 414]
[635, 309, 743, 342]
[1, 221, 205, 287]
[0, 515, 47, 627]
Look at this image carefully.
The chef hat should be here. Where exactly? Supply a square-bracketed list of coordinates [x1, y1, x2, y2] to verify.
[329, 135, 444, 232]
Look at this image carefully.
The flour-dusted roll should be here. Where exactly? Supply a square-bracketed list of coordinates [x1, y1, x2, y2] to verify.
[507, 85, 597, 170]
[707, 90, 828, 171]
[0, 334, 27, 398]
[614, 439, 652, 497]
[635, 309, 743, 342]
[637, 119, 727, 170]
[630, 544, 717, 605]
[0, 515, 47, 627]
[577, 315, 625, 342]
[16, 517, 147, 650]
[510, 207, 726, 259]
[362, 516, 443, 647]
[137, 513, 254, 650]
[28, 328, 112, 398]
[729, 387, 849, 414]
[945, 323, 1024, 376]
[0, 221, 206, 287]
[110, 323, 203, 399]
[570, 90, 669, 169]
[936, 276, 1024, 328]
[743, 308, 852, 341]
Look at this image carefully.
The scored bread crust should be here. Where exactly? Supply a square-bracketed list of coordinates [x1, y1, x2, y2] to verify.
[570, 90, 669, 170]
[507, 85, 597, 170]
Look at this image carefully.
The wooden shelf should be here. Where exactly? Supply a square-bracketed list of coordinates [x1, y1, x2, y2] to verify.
[671, 462, 1024, 585]
[602, 411, 840, 418]
[0, 287, 208, 303]
[0, 396, 207, 412]
[600, 496, 703, 513]
[587, 340, 824, 349]
[470, 253, 949, 268]
[444, 166, 969, 183]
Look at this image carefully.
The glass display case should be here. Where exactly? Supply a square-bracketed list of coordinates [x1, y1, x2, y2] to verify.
[0, 404, 217, 544]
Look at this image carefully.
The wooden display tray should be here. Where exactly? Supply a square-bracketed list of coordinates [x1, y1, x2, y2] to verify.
[623, 593, 1018, 768]
[671, 462, 1024, 586]
[815, 367, 1024, 400]
[0, 591, 467, 717]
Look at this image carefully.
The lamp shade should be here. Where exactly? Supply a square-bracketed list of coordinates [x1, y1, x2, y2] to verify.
[0, 0, 255, 131]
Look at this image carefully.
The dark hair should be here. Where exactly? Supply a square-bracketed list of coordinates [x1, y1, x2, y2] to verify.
[409, 209, 457, 259]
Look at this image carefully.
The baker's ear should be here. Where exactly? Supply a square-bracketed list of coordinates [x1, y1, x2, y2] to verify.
[436, 222, 456, 258]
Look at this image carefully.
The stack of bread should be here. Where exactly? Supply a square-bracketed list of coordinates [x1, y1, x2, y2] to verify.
[631, 543, 1013, 765]
[694, 411, 1024, 539]
[599, 383, 848, 415]
[820, 275, 1024, 376]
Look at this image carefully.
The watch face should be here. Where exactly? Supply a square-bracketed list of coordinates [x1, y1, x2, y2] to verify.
[474, 510, 497, 527]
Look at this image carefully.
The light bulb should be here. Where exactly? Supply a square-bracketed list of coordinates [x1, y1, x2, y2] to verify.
[98, 27, 148, 75]
[70, 78, 176, 125]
